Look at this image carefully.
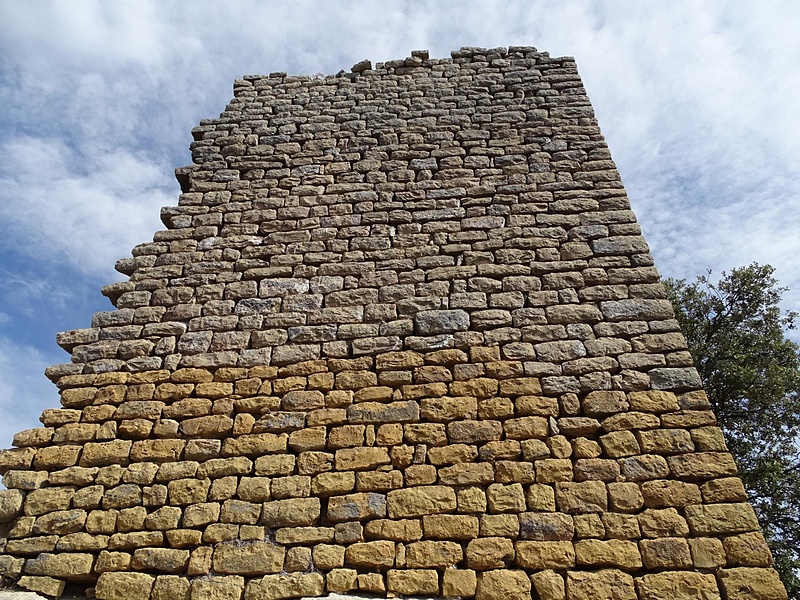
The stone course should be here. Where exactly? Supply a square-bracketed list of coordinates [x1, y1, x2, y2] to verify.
[0, 46, 788, 599]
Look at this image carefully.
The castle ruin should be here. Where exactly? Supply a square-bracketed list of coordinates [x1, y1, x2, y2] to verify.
[0, 47, 788, 600]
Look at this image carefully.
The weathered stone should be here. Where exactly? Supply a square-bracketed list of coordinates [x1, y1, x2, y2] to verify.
[636, 571, 721, 600]
[406, 540, 463, 568]
[132, 548, 190, 573]
[24, 552, 94, 581]
[152, 575, 191, 600]
[192, 575, 245, 600]
[387, 486, 456, 518]
[684, 503, 760, 536]
[640, 538, 693, 569]
[556, 481, 607, 513]
[0, 489, 24, 522]
[213, 540, 285, 575]
[516, 541, 576, 570]
[717, 568, 788, 600]
[476, 569, 531, 600]
[519, 512, 574, 541]
[575, 539, 643, 571]
[387, 569, 440, 596]
[722, 532, 775, 567]
[95, 572, 155, 600]
[566, 569, 637, 600]
[327, 492, 386, 522]
[443, 569, 477, 597]
[463, 537, 514, 570]
[262, 498, 320, 528]
[345, 540, 395, 569]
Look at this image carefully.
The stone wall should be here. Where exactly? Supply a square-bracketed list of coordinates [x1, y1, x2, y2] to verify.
[0, 47, 787, 599]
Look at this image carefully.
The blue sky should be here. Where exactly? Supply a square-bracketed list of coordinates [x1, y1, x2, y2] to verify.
[1, 1, 799, 450]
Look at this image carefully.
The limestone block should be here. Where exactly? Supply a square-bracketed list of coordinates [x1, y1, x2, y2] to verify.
[638, 508, 690, 538]
[0, 555, 24, 577]
[5, 535, 58, 555]
[152, 575, 191, 600]
[345, 540, 395, 569]
[640, 537, 693, 569]
[347, 401, 420, 424]
[620, 454, 669, 481]
[555, 481, 608, 513]
[17, 575, 65, 597]
[406, 540, 463, 568]
[717, 567, 788, 600]
[439, 462, 495, 485]
[700, 477, 748, 503]
[637, 429, 694, 455]
[213, 540, 284, 575]
[24, 487, 75, 516]
[722, 532, 774, 567]
[476, 569, 531, 600]
[442, 569, 477, 596]
[627, 390, 680, 412]
[641, 479, 701, 508]
[575, 539, 643, 571]
[667, 452, 737, 479]
[447, 419, 503, 444]
[327, 568, 358, 592]
[487, 482, 526, 513]
[168, 478, 210, 505]
[635, 571, 720, 600]
[535, 459, 574, 483]
[0, 489, 24, 522]
[108, 531, 163, 550]
[358, 572, 385, 594]
[387, 485, 456, 518]
[423, 514, 478, 539]
[364, 519, 422, 542]
[311, 544, 344, 570]
[144, 506, 182, 531]
[327, 492, 386, 521]
[33, 509, 87, 535]
[519, 512, 574, 541]
[24, 552, 94, 581]
[566, 569, 637, 600]
[334, 447, 391, 471]
[192, 575, 245, 600]
[684, 503, 760, 536]
[81, 440, 132, 467]
[131, 548, 190, 573]
[607, 482, 644, 513]
[465, 537, 515, 569]
[479, 513, 520, 538]
[261, 498, 320, 528]
[387, 569, 440, 596]
[95, 572, 155, 600]
[599, 430, 640, 458]
[532, 569, 566, 600]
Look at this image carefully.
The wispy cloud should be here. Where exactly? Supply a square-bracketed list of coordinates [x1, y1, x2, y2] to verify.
[0, 135, 171, 278]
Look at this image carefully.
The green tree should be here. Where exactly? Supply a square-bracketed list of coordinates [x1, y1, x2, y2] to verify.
[664, 263, 800, 595]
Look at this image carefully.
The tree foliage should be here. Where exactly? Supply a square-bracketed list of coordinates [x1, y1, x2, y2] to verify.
[664, 263, 800, 595]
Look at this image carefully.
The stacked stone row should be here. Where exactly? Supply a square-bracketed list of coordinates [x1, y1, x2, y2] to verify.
[0, 352, 777, 599]
[0, 46, 787, 599]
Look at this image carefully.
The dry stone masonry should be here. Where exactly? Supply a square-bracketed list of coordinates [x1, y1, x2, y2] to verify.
[0, 46, 788, 599]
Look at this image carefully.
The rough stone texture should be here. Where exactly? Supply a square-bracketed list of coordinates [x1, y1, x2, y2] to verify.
[0, 46, 787, 599]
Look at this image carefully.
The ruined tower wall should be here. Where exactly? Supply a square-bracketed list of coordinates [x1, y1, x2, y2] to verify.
[0, 47, 787, 599]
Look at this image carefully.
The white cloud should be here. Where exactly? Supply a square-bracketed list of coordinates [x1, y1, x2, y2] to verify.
[0, 135, 171, 278]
